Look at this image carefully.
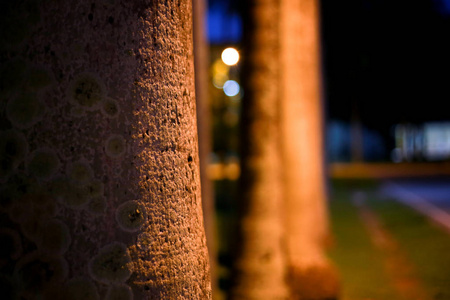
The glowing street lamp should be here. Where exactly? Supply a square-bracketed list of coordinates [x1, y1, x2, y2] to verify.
[221, 48, 239, 66]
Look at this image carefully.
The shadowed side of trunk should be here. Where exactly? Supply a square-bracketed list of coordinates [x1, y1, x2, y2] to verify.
[0, 1, 211, 299]
[230, 0, 288, 299]
[193, 0, 218, 296]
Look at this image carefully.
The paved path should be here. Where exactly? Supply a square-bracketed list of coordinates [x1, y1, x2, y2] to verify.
[380, 177, 450, 233]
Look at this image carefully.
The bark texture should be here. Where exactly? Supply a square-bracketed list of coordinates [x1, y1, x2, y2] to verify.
[0, 1, 211, 299]
[280, 0, 338, 298]
[230, 0, 288, 299]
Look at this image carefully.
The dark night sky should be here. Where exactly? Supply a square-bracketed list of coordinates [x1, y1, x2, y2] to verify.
[207, 0, 450, 160]
[320, 0, 450, 129]
[208, 0, 450, 128]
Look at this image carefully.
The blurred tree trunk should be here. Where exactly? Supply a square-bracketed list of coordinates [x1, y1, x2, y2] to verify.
[280, 0, 339, 298]
[230, 0, 288, 299]
[193, 0, 218, 296]
[0, 1, 211, 299]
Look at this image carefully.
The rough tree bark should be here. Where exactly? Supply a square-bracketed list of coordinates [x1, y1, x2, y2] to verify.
[0, 1, 211, 299]
[280, 0, 338, 298]
[230, 0, 288, 299]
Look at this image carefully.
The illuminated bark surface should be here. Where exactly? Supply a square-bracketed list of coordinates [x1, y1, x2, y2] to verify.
[281, 0, 327, 264]
[230, 0, 288, 299]
[232, 0, 337, 299]
[0, 1, 211, 299]
[280, 0, 338, 298]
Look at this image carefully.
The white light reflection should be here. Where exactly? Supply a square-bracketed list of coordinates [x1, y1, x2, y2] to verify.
[221, 48, 240, 66]
[223, 80, 240, 97]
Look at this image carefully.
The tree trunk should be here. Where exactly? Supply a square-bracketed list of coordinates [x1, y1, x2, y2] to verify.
[280, 0, 338, 298]
[0, 1, 211, 299]
[193, 0, 218, 296]
[230, 0, 288, 299]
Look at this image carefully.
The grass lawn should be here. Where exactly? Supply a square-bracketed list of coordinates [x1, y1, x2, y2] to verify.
[329, 179, 450, 300]
[215, 178, 450, 299]
[328, 180, 398, 300]
[368, 196, 450, 299]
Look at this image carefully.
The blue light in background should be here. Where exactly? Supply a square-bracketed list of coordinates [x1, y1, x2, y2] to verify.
[223, 80, 240, 97]
[443, 0, 450, 13]
[207, 3, 242, 44]
[434, 0, 450, 14]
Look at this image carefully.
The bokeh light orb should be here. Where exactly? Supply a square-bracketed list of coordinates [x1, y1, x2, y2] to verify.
[213, 73, 229, 89]
[223, 80, 240, 97]
[221, 48, 240, 66]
